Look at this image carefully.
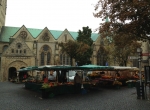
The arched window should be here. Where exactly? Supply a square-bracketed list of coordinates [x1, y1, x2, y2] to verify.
[97, 47, 107, 66]
[97, 50, 101, 65]
[41, 52, 44, 65]
[66, 55, 70, 65]
[60, 53, 70, 65]
[40, 45, 51, 66]
[3, 45, 8, 52]
[47, 52, 51, 65]
[63, 54, 66, 64]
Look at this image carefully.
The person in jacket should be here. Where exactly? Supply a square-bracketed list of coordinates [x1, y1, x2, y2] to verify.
[74, 73, 82, 93]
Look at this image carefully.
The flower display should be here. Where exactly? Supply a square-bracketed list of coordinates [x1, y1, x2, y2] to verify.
[42, 83, 51, 89]
[113, 80, 122, 86]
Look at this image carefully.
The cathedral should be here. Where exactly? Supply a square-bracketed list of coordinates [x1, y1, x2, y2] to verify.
[0, 0, 102, 81]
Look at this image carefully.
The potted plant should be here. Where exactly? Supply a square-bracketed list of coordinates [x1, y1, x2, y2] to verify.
[113, 80, 122, 89]
[41, 83, 51, 99]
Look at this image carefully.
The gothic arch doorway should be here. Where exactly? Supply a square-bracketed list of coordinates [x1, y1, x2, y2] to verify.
[8, 67, 17, 81]
[6, 61, 27, 81]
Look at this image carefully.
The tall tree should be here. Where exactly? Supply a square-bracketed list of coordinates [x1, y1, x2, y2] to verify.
[76, 26, 93, 65]
[93, 0, 146, 66]
[103, 37, 141, 66]
[94, 0, 150, 40]
[59, 40, 89, 66]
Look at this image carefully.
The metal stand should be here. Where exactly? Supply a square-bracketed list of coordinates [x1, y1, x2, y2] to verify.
[137, 48, 144, 99]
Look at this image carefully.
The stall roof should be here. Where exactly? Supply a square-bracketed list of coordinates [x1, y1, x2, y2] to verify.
[18, 65, 139, 72]
[37, 65, 73, 71]
[18, 66, 38, 72]
[76, 65, 114, 71]
[111, 66, 138, 70]
[35, 65, 114, 71]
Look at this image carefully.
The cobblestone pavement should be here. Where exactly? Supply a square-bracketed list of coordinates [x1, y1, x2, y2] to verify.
[0, 82, 150, 110]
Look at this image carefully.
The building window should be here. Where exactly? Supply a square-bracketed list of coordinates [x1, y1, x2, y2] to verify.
[41, 52, 44, 65]
[66, 55, 70, 65]
[133, 59, 139, 68]
[60, 53, 70, 65]
[43, 45, 49, 51]
[47, 52, 51, 65]
[97, 48, 107, 66]
[16, 43, 22, 49]
[24, 49, 26, 53]
[33, 41, 37, 49]
[64, 34, 67, 42]
[20, 31, 27, 39]
[40, 45, 51, 65]
[42, 33, 50, 41]
[11, 49, 14, 53]
[3, 45, 8, 52]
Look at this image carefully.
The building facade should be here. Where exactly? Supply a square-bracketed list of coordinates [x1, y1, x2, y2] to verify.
[0, 0, 104, 81]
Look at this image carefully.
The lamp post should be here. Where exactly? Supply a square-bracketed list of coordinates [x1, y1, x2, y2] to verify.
[137, 48, 142, 86]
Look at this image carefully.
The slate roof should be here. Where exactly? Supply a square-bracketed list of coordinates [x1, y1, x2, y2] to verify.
[0, 26, 99, 42]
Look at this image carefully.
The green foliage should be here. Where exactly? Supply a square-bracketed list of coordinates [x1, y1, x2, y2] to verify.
[76, 26, 93, 65]
[103, 38, 141, 66]
[58, 26, 93, 66]
[94, 0, 150, 40]
[77, 26, 93, 46]
[59, 40, 89, 66]
[93, 0, 146, 66]
[42, 83, 50, 89]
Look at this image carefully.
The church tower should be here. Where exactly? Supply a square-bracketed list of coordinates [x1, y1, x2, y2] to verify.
[0, 0, 7, 33]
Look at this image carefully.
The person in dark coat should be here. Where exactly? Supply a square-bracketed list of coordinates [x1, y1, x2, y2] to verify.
[74, 73, 82, 93]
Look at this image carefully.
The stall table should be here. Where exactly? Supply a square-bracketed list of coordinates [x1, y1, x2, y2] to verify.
[25, 82, 91, 98]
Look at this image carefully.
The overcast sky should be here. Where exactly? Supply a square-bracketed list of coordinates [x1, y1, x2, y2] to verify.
[5, 0, 102, 32]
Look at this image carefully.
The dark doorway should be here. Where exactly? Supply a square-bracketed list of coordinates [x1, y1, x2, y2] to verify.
[8, 67, 17, 81]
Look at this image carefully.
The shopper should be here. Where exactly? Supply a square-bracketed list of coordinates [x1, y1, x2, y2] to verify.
[74, 73, 82, 93]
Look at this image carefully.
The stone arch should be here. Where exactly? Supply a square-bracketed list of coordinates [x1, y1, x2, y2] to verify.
[8, 60, 28, 70]
[4, 61, 28, 81]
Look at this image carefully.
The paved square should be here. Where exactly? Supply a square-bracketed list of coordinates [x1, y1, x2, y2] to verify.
[0, 82, 150, 110]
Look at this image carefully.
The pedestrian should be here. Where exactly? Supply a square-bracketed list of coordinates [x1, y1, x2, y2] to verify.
[23, 74, 27, 80]
[116, 71, 120, 77]
[74, 73, 82, 93]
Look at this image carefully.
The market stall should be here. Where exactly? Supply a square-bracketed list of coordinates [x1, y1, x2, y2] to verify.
[21, 65, 115, 98]
[87, 66, 139, 88]
[13, 66, 38, 83]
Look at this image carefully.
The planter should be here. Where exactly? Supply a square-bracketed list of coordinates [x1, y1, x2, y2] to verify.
[127, 81, 136, 88]
[41, 89, 49, 99]
[114, 85, 121, 89]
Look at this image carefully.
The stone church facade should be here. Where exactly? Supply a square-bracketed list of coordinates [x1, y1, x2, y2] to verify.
[0, 0, 103, 81]
[0, 25, 101, 82]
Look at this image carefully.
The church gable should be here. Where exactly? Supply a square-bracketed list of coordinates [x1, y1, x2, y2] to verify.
[36, 27, 55, 42]
[2, 35, 35, 57]
[10, 25, 35, 41]
[57, 29, 74, 42]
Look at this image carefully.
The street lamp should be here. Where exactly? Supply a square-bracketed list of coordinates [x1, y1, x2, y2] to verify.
[137, 47, 142, 86]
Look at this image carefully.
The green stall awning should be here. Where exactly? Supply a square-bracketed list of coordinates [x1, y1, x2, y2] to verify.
[76, 64, 114, 71]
